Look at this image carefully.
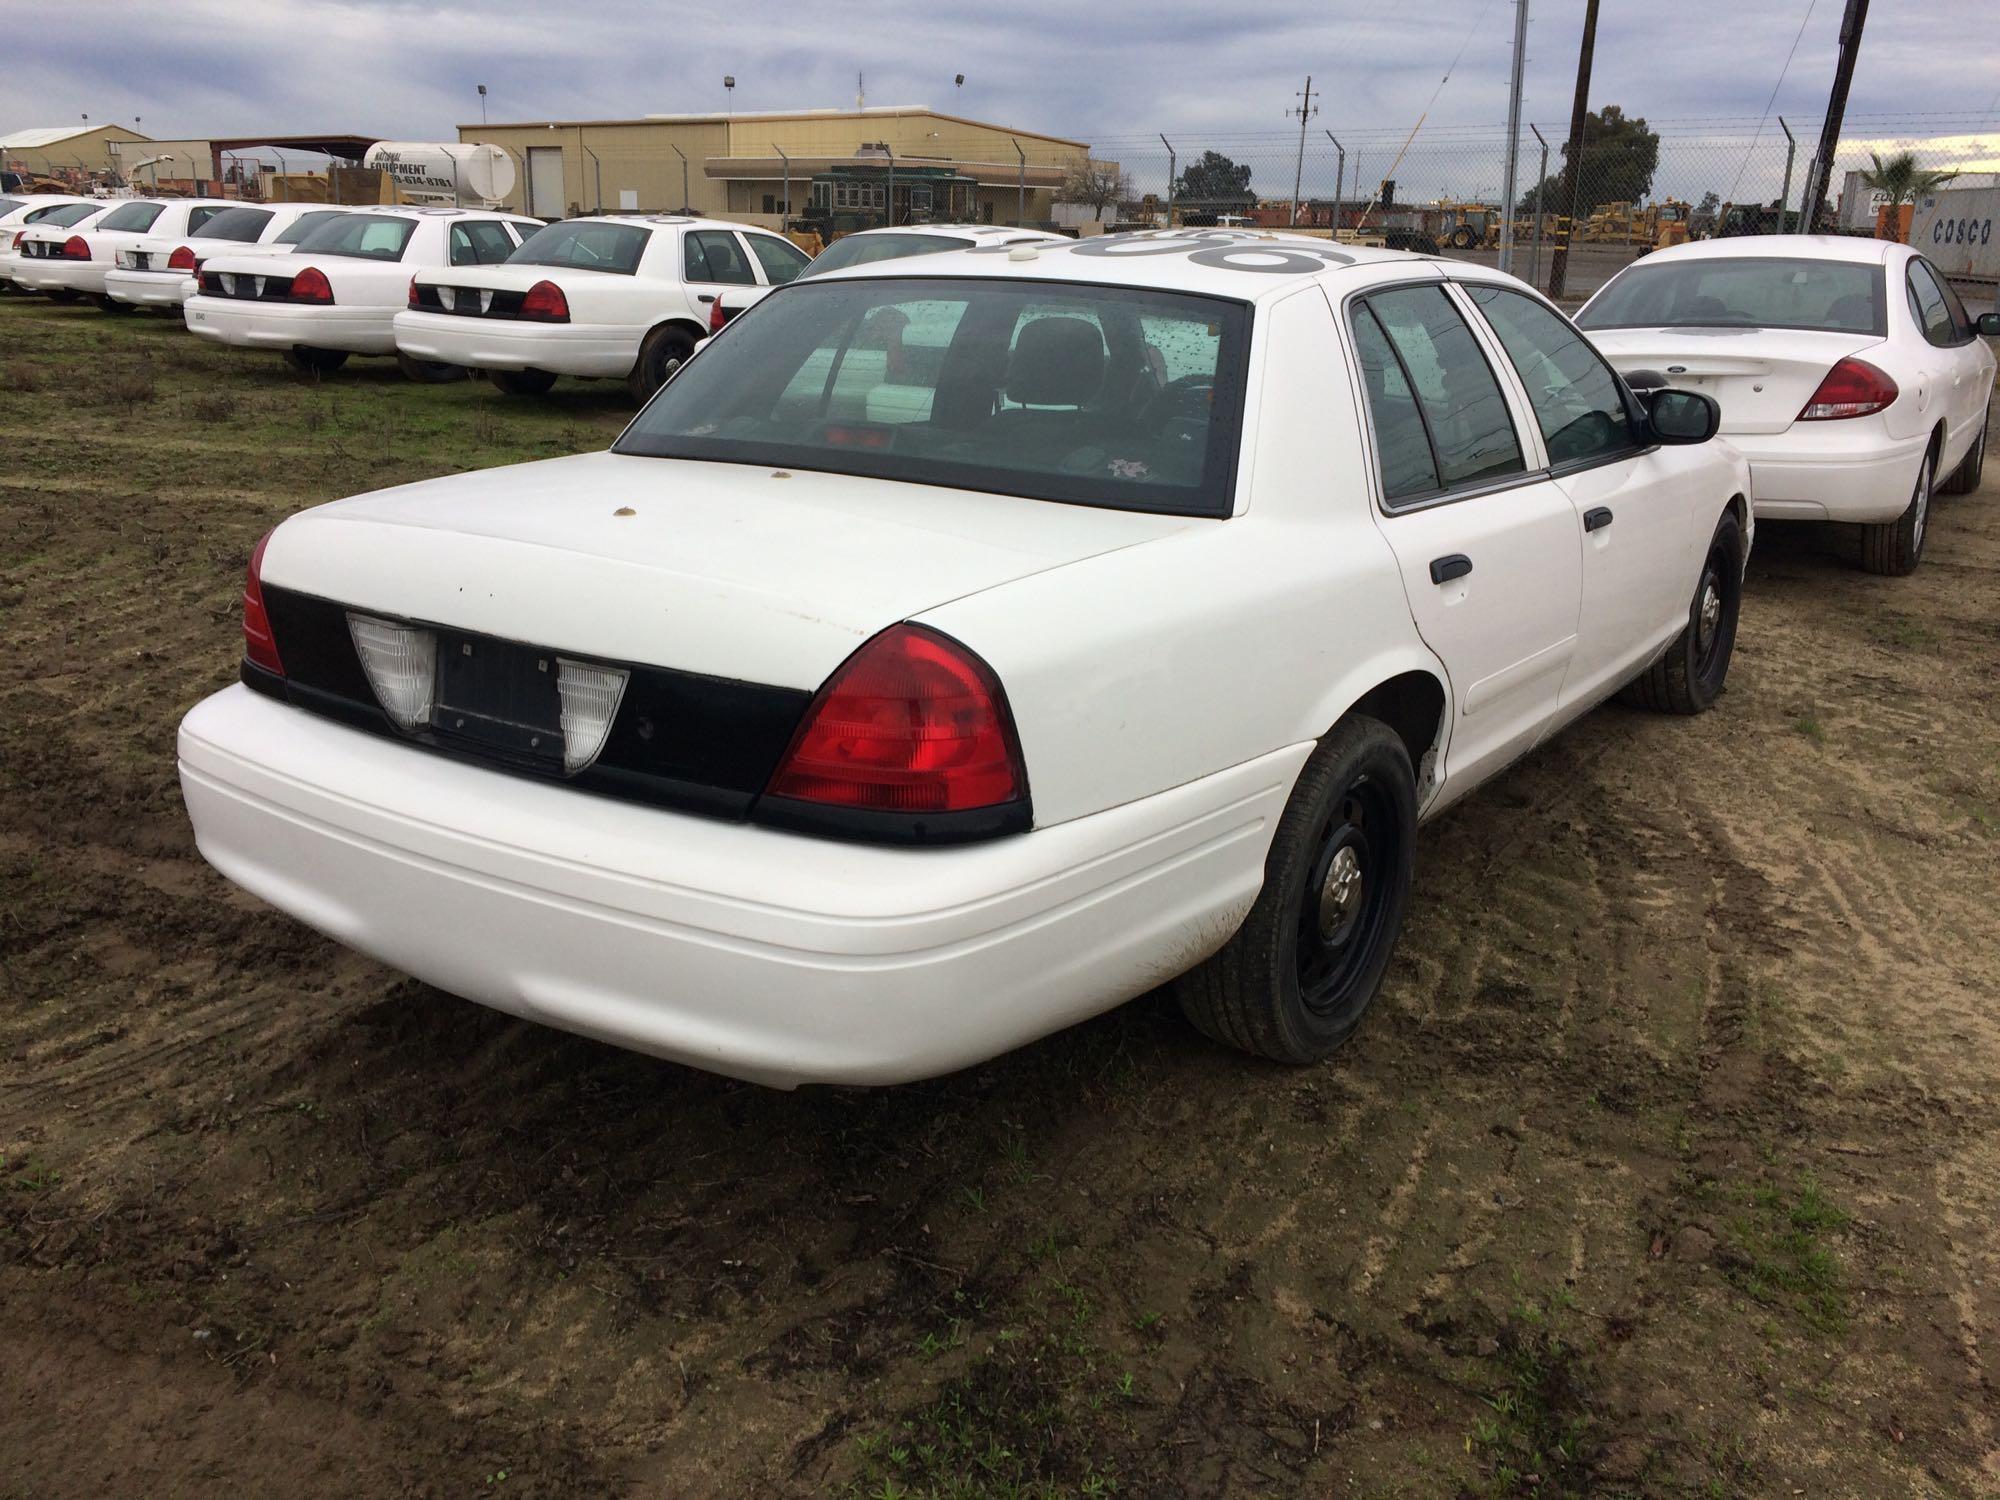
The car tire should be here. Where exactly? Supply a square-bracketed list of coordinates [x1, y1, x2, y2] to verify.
[1859, 446, 1934, 576]
[45, 289, 82, 304]
[1938, 406, 1988, 496]
[1178, 715, 1416, 1065]
[629, 326, 697, 403]
[281, 347, 350, 376]
[93, 294, 135, 314]
[1623, 509, 1743, 715]
[396, 352, 468, 384]
[491, 368, 558, 397]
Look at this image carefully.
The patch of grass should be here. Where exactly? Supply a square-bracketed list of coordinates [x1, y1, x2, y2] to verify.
[1790, 715, 1825, 744]
[1721, 1174, 1849, 1333]
[0, 362, 43, 393]
[95, 367, 158, 410]
[1868, 614, 1937, 651]
[1468, 1298, 1599, 1498]
[2, 1151, 63, 1192]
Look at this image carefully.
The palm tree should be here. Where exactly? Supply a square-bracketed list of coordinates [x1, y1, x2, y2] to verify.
[1857, 151, 1957, 210]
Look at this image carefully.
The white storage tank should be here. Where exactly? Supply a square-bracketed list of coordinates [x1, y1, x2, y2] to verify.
[362, 142, 517, 207]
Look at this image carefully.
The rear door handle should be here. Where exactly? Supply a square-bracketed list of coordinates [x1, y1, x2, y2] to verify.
[1584, 507, 1614, 532]
[696, 292, 716, 303]
[1429, 554, 1473, 584]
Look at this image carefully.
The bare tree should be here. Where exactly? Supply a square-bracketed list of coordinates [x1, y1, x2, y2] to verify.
[1057, 158, 1132, 218]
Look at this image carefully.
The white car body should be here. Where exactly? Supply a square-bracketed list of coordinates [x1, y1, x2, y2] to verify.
[13, 197, 235, 298]
[185, 207, 539, 358]
[179, 231, 1751, 1087]
[102, 203, 349, 310]
[1580, 235, 1998, 526]
[0, 195, 103, 287]
[393, 214, 812, 384]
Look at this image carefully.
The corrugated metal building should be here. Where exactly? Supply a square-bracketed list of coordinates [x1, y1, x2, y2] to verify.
[0, 125, 217, 191]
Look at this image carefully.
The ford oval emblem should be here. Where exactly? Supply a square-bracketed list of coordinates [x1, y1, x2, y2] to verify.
[1667, 364, 1687, 374]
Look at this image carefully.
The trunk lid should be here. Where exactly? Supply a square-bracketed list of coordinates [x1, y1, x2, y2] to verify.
[1587, 326, 1886, 435]
[263, 450, 1200, 690]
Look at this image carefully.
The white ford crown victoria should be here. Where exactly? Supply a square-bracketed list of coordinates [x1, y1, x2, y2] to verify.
[394, 214, 813, 399]
[1580, 235, 1999, 574]
[101, 203, 349, 312]
[0, 196, 107, 289]
[179, 231, 1751, 1087]
[13, 197, 234, 305]
[186, 207, 540, 378]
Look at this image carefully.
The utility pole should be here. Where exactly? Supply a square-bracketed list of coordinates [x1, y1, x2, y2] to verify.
[1012, 138, 1026, 225]
[1528, 124, 1549, 283]
[1802, 0, 1869, 233]
[1498, 0, 1529, 273]
[1546, 0, 1598, 299]
[1777, 116, 1797, 232]
[1325, 131, 1345, 239]
[1288, 76, 1318, 227]
[1160, 134, 1176, 227]
[671, 144, 689, 213]
[774, 143, 791, 225]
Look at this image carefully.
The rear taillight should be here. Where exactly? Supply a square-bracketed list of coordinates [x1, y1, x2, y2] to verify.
[520, 279, 569, 322]
[243, 530, 284, 677]
[407, 274, 420, 309]
[708, 299, 727, 334]
[61, 235, 91, 260]
[288, 265, 333, 305]
[1799, 358, 1898, 421]
[764, 624, 1026, 816]
[167, 244, 196, 271]
[198, 270, 223, 295]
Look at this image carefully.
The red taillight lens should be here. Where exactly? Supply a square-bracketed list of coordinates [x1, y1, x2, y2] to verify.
[708, 299, 727, 334]
[243, 530, 284, 677]
[167, 244, 197, 271]
[520, 279, 569, 322]
[765, 624, 1026, 814]
[1799, 357, 1899, 421]
[407, 274, 420, 309]
[61, 235, 91, 260]
[289, 265, 333, 304]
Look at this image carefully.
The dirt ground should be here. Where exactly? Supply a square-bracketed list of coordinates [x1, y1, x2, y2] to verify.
[3, 294, 1998, 1498]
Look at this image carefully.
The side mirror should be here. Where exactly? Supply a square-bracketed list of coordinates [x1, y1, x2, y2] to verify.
[1978, 312, 2000, 337]
[1647, 388, 1720, 445]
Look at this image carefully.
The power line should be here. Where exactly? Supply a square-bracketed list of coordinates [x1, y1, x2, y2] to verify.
[1726, 0, 1818, 204]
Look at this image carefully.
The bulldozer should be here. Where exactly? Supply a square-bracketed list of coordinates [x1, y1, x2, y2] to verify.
[1432, 200, 1501, 250]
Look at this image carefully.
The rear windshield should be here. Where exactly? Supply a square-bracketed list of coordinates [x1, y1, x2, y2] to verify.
[615, 276, 1252, 517]
[292, 213, 418, 261]
[0, 198, 22, 217]
[191, 206, 275, 242]
[804, 232, 974, 276]
[29, 202, 101, 228]
[98, 201, 166, 233]
[1579, 256, 1885, 335]
[508, 220, 649, 274]
[274, 210, 348, 245]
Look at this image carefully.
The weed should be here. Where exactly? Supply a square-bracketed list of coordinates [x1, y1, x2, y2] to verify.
[1, 362, 43, 393]
[96, 368, 157, 409]
[1722, 1174, 1849, 1333]
[1791, 716, 1824, 744]
[1467, 1299, 1599, 1497]
[2, 1152, 63, 1192]
[190, 391, 232, 424]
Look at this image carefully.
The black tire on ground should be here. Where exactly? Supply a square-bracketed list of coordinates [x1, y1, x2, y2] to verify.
[396, 352, 469, 383]
[1623, 509, 1744, 715]
[1859, 446, 1935, 576]
[1178, 715, 1417, 1065]
[628, 325, 697, 403]
[45, 289, 82, 304]
[93, 293, 135, 314]
[491, 367, 558, 397]
[281, 346, 350, 375]
[1938, 406, 1987, 496]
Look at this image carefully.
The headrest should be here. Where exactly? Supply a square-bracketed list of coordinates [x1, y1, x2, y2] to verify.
[1005, 316, 1105, 406]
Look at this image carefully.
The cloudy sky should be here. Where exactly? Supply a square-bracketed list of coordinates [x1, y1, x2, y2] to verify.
[11, 0, 1998, 199]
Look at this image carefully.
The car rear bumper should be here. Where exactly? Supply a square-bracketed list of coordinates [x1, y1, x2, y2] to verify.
[12, 258, 108, 295]
[1732, 426, 1929, 523]
[103, 268, 192, 307]
[392, 310, 641, 378]
[178, 684, 1299, 1087]
[184, 297, 397, 354]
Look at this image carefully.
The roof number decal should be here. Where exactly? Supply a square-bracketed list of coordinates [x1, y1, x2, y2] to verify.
[1064, 229, 1357, 274]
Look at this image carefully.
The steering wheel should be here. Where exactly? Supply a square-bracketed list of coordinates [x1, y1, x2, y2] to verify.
[1140, 373, 1215, 433]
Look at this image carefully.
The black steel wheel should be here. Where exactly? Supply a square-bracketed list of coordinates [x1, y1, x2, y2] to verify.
[1623, 509, 1742, 714]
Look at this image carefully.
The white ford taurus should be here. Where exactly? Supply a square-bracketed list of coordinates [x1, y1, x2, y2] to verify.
[185, 206, 540, 378]
[13, 196, 234, 305]
[393, 214, 813, 399]
[1579, 234, 1999, 574]
[101, 203, 351, 312]
[178, 231, 1752, 1088]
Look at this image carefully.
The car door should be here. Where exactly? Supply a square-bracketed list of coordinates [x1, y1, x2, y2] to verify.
[1458, 280, 1698, 713]
[680, 228, 757, 320]
[1343, 281, 1583, 793]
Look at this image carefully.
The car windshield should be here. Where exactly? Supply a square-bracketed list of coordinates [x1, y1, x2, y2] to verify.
[1579, 256, 1885, 335]
[98, 201, 166, 233]
[291, 213, 418, 261]
[273, 210, 348, 245]
[614, 276, 1252, 517]
[31, 202, 102, 228]
[507, 220, 649, 274]
[191, 206, 275, 242]
[804, 232, 975, 276]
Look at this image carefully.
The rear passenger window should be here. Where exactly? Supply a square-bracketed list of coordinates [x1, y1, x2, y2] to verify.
[684, 231, 755, 285]
[1359, 286, 1525, 495]
[1907, 261, 1964, 346]
[1351, 306, 1441, 501]
[450, 221, 517, 266]
[746, 234, 810, 285]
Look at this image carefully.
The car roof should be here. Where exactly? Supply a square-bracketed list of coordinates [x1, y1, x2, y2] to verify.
[1638, 233, 1898, 268]
[803, 228, 1461, 302]
[566, 213, 781, 233]
[843, 224, 1066, 242]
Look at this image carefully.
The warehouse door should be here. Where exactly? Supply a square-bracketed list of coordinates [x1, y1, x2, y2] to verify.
[526, 147, 565, 218]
